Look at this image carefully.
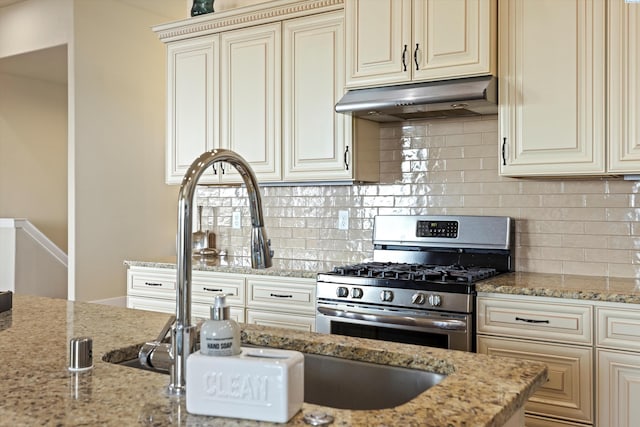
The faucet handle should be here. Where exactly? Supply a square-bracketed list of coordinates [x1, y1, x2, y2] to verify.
[155, 315, 176, 342]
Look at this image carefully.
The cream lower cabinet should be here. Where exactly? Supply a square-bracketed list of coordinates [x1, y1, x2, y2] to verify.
[246, 276, 316, 332]
[345, 0, 496, 88]
[596, 304, 640, 427]
[126, 266, 315, 331]
[127, 266, 245, 322]
[477, 295, 593, 426]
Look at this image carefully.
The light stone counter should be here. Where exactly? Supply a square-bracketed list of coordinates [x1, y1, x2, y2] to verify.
[124, 257, 320, 279]
[477, 271, 640, 304]
[0, 295, 546, 427]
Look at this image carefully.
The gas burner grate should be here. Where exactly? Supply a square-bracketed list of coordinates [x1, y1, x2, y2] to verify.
[330, 262, 498, 284]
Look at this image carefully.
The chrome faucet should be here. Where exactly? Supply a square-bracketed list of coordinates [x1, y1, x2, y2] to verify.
[139, 149, 273, 396]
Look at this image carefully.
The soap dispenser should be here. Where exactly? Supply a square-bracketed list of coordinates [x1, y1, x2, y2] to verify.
[200, 294, 241, 356]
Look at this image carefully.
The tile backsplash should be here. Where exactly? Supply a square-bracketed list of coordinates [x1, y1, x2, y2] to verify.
[197, 115, 640, 279]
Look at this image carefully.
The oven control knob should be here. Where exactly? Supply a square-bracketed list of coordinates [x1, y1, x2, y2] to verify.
[336, 287, 349, 298]
[351, 287, 364, 299]
[380, 290, 394, 302]
[428, 294, 442, 307]
[411, 293, 426, 305]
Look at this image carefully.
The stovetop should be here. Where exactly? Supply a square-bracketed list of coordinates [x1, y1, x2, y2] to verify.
[330, 262, 498, 283]
[317, 262, 499, 295]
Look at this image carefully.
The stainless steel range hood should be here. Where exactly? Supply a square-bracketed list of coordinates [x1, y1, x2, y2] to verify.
[335, 75, 497, 122]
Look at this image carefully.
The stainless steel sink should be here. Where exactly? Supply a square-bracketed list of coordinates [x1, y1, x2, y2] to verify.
[116, 350, 446, 410]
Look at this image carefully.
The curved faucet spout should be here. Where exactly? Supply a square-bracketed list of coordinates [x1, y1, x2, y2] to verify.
[169, 148, 273, 396]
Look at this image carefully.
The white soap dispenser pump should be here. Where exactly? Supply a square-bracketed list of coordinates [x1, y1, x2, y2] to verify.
[200, 293, 241, 356]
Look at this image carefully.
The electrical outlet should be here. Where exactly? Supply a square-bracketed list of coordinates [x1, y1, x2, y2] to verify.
[232, 211, 241, 229]
[338, 210, 349, 230]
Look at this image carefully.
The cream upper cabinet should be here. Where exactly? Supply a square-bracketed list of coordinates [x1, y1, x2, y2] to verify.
[608, 1, 640, 173]
[345, 0, 497, 88]
[282, 11, 353, 181]
[220, 23, 282, 183]
[157, 0, 377, 185]
[499, 0, 606, 177]
[166, 35, 220, 185]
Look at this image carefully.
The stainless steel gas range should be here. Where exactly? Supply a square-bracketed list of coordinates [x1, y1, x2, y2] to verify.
[316, 215, 514, 352]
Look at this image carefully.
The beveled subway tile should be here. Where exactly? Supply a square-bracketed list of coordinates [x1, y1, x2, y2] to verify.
[606, 207, 640, 222]
[563, 180, 607, 194]
[540, 194, 584, 208]
[464, 194, 500, 208]
[427, 120, 464, 136]
[446, 132, 484, 147]
[608, 236, 640, 250]
[518, 233, 562, 247]
[607, 262, 640, 279]
[562, 260, 607, 276]
[585, 194, 629, 208]
[500, 195, 542, 208]
[586, 221, 630, 236]
[562, 234, 608, 249]
[463, 119, 498, 134]
[480, 182, 521, 195]
[585, 248, 633, 264]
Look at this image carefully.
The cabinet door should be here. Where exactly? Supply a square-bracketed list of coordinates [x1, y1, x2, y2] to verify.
[478, 336, 593, 424]
[220, 23, 281, 182]
[166, 35, 220, 185]
[598, 349, 640, 427]
[282, 11, 352, 181]
[345, 0, 411, 87]
[499, 0, 606, 176]
[413, 0, 496, 81]
[608, 0, 640, 173]
[246, 309, 316, 332]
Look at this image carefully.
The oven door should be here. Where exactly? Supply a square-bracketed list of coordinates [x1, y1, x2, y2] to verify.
[316, 302, 473, 352]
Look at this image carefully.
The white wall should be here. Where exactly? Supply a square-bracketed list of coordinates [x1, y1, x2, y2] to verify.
[70, 0, 183, 301]
[0, 71, 68, 251]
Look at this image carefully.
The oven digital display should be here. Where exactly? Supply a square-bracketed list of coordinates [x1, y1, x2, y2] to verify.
[416, 220, 458, 238]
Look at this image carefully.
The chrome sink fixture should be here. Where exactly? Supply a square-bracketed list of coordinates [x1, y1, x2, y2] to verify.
[117, 350, 446, 410]
[139, 149, 273, 396]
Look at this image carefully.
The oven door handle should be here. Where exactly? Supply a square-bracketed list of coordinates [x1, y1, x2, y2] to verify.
[317, 306, 467, 331]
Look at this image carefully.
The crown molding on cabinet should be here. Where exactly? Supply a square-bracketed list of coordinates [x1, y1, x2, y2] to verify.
[153, 0, 344, 42]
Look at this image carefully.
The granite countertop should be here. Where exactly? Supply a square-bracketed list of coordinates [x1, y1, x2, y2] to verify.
[125, 257, 320, 279]
[0, 295, 546, 427]
[477, 271, 640, 304]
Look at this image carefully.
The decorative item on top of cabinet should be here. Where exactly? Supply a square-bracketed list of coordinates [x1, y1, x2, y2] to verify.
[345, 0, 497, 89]
[500, 0, 640, 177]
[155, 0, 379, 185]
[476, 294, 594, 426]
[191, 0, 214, 16]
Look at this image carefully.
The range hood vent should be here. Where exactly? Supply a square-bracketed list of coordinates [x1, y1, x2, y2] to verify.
[335, 76, 497, 122]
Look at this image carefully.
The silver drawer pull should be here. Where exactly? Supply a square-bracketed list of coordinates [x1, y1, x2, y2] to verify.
[203, 287, 223, 292]
[515, 316, 550, 324]
[270, 293, 293, 298]
[144, 282, 163, 287]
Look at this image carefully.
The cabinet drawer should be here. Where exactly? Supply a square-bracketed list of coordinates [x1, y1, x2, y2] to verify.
[247, 277, 316, 314]
[192, 272, 245, 306]
[246, 309, 315, 332]
[477, 297, 592, 344]
[127, 295, 175, 313]
[193, 302, 245, 324]
[128, 268, 176, 297]
[597, 306, 640, 351]
[478, 336, 593, 424]
[525, 414, 587, 427]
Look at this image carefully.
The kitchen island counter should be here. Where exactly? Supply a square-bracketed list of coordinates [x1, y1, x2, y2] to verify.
[0, 294, 545, 426]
